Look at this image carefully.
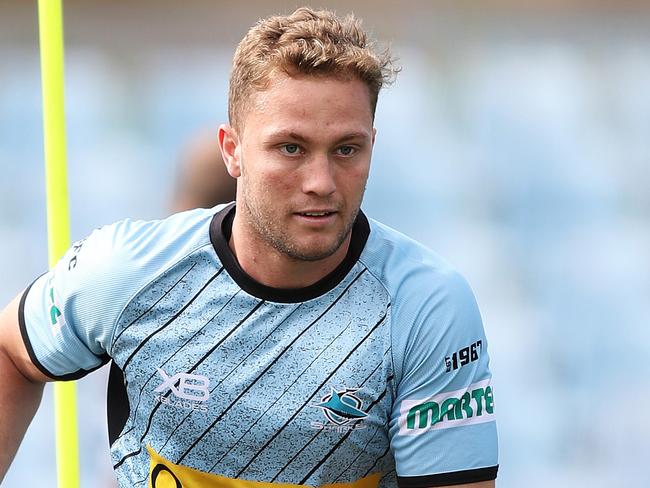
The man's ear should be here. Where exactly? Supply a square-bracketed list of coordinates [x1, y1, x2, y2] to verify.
[218, 124, 242, 178]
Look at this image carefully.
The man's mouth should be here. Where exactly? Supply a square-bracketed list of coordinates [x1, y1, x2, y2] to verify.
[297, 211, 335, 217]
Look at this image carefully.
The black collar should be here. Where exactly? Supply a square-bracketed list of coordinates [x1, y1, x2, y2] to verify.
[209, 203, 370, 303]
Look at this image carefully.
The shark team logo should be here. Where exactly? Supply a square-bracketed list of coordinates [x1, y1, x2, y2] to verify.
[311, 387, 368, 431]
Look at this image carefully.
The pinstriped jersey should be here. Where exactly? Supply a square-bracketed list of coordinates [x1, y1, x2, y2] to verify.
[20, 203, 498, 487]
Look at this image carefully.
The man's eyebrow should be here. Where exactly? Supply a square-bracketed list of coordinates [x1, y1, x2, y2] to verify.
[264, 130, 310, 143]
[334, 132, 372, 143]
[264, 130, 371, 144]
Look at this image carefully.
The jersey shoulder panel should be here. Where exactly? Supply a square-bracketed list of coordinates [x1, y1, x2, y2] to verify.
[359, 218, 473, 380]
[20, 206, 220, 379]
[360, 218, 489, 384]
[359, 217, 498, 482]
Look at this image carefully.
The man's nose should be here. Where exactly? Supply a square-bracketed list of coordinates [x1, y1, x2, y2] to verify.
[301, 154, 336, 196]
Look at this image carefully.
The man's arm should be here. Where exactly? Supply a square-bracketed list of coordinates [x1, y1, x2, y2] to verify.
[0, 293, 51, 482]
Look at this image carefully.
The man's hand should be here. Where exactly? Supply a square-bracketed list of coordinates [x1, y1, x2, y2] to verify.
[0, 293, 49, 482]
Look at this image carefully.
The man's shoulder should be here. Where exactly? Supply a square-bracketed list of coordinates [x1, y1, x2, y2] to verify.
[57, 205, 221, 294]
[82, 206, 220, 263]
[362, 217, 457, 280]
[360, 216, 476, 309]
[100, 206, 217, 250]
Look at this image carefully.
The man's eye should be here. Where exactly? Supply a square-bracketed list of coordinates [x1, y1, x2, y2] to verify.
[280, 144, 301, 155]
[336, 145, 356, 156]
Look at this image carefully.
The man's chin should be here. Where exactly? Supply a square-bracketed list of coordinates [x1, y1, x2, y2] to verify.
[279, 234, 349, 263]
[283, 243, 342, 262]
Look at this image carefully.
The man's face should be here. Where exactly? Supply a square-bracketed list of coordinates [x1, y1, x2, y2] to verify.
[228, 73, 375, 262]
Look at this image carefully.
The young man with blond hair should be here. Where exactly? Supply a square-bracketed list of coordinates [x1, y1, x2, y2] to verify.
[0, 8, 498, 487]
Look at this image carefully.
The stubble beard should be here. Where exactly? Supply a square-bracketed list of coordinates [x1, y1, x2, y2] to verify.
[241, 191, 361, 263]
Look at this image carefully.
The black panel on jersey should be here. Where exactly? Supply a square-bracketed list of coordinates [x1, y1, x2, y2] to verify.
[210, 203, 371, 303]
[397, 465, 499, 487]
[107, 360, 130, 446]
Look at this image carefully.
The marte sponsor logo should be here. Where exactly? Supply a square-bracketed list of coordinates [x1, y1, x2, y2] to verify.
[398, 379, 495, 435]
[154, 368, 210, 413]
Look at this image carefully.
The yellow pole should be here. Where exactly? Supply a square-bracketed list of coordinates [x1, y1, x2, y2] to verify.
[37, 1, 80, 487]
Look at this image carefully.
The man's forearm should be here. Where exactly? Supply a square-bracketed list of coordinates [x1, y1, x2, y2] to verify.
[0, 349, 44, 482]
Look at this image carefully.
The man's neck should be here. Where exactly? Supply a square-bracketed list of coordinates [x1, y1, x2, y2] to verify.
[228, 215, 351, 290]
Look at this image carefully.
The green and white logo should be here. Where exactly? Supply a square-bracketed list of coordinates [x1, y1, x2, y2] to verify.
[47, 278, 66, 336]
[398, 379, 495, 435]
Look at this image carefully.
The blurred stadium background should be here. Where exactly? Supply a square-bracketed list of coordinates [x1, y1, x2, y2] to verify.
[1, 1, 649, 486]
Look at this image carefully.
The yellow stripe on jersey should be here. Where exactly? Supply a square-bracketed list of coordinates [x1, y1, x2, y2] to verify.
[147, 445, 382, 488]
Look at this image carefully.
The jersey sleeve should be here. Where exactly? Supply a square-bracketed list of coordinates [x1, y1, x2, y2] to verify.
[19, 219, 151, 380]
[389, 267, 498, 487]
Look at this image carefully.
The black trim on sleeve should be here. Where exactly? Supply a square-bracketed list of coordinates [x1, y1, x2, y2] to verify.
[397, 465, 498, 487]
[107, 360, 130, 446]
[209, 203, 371, 303]
[18, 278, 110, 381]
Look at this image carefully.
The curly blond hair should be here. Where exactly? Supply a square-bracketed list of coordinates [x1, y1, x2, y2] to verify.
[228, 7, 399, 131]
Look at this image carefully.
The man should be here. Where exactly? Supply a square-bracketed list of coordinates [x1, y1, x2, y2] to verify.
[0, 7, 498, 487]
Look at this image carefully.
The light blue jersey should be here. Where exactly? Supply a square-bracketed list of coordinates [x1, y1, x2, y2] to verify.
[20, 203, 498, 487]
